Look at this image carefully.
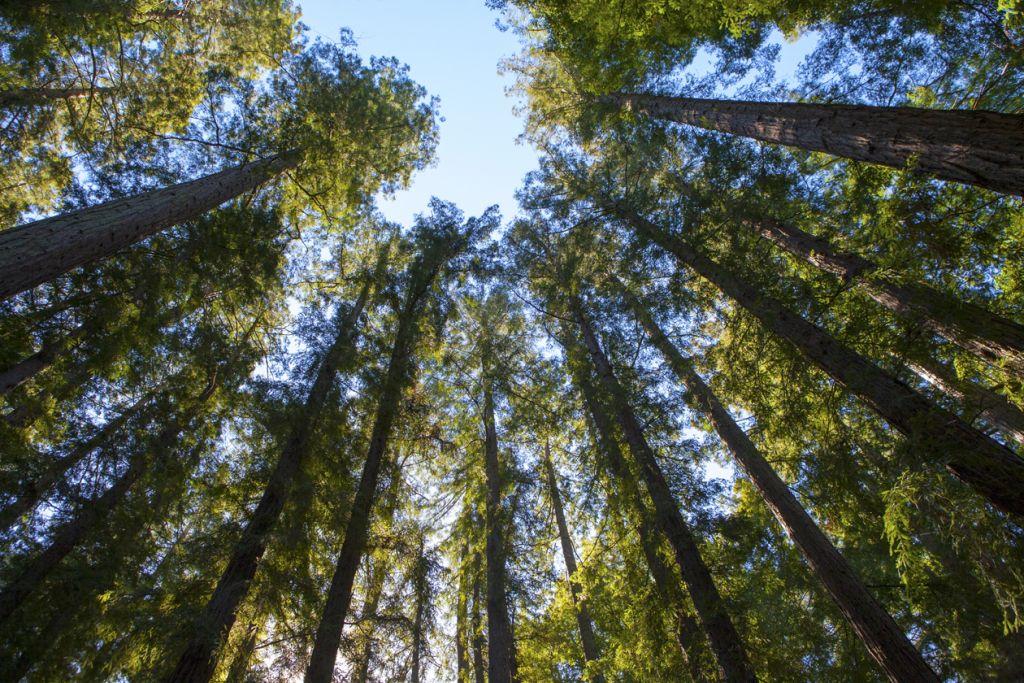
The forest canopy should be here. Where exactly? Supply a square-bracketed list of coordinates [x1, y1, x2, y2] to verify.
[1, 1, 1022, 681]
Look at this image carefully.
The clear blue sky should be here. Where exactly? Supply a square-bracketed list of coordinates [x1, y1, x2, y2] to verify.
[296, 0, 537, 227]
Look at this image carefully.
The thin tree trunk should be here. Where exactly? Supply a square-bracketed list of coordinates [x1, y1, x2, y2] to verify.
[351, 558, 387, 683]
[624, 287, 938, 682]
[749, 216, 1024, 377]
[608, 92, 1024, 196]
[410, 538, 428, 683]
[543, 443, 604, 681]
[455, 538, 471, 683]
[481, 342, 518, 683]
[471, 554, 486, 683]
[572, 301, 756, 682]
[0, 324, 85, 396]
[907, 356, 1024, 447]
[567, 334, 707, 679]
[0, 380, 209, 626]
[0, 86, 115, 108]
[610, 202, 1024, 516]
[165, 276, 373, 683]
[224, 623, 259, 683]
[0, 151, 300, 301]
[0, 388, 154, 533]
[305, 237, 457, 683]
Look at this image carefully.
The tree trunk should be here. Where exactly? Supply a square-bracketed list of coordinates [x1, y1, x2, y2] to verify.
[907, 356, 1024, 447]
[566, 332, 708, 679]
[749, 216, 1024, 377]
[0, 388, 154, 533]
[608, 92, 1024, 196]
[624, 287, 938, 682]
[350, 558, 387, 683]
[410, 539, 428, 683]
[165, 277, 373, 683]
[481, 344, 518, 683]
[0, 86, 115, 108]
[611, 202, 1024, 516]
[572, 301, 756, 682]
[0, 151, 299, 301]
[305, 240, 453, 683]
[543, 444, 604, 681]
[455, 537, 471, 682]
[471, 556, 486, 683]
[0, 382, 206, 626]
[224, 623, 258, 683]
[0, 324, 85, 395]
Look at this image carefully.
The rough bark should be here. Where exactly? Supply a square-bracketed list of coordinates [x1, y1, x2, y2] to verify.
[611, 202, 1024, 516]
[572, 301, 756, 682]
[0, 86, 114, 108]
[165, 277, 372, 683]
[0, 151, 299, 301]
[543, 444, 604, 681]
[0, 389, 154, 533]
[609, 92, 1024, 196]
[0, 383, 206, 626]
[625, 288, 938, 682]
[908, 357, 1024, 447]
[749, 216, 1024, 377]
[305, 242, 454, 683]
[481, 338, 519, 683]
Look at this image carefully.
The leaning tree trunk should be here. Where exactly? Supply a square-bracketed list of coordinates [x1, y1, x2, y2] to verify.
[165, 276, 373, 683]
[609, 202, 1024, 516]
[607, 92, 1024, 196]
[564, 328, 710, 677]
[572, 300, 756, 682]
[624, 286, 938, 682]
[0, 324, 85, 396]
[0, 86, 114, 108]
[543, 444, 604, 681]
[481, 345, 519, 683]
[351, 558, 387, 683]
[748, 215, 1024, 377]
[907, 356, 1024, 447]
[0, 380, 209, 626]
[305, 242, 452, 683]
[0, 388, 156, 533]
[0, 150, 299, 301]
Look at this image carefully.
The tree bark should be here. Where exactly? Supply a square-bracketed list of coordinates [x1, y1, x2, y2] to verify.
[907, 356, 1024, 447]
[610, 202, 1024, 516]
[410, 539, 429, 683]
[543, 444, 604, 681]
[481, 340, 518, 683]
[351, 558, 386, 683]
[0, 381, 209, 626]
[165, 276, 372, 683]
[749, 215, 1024, 377]
[608, 92, 1024, 196]
[305, 239, 457, 683]
[0, 151, 299, 302]
[0, 324, 85, 396]
[572, 300, 756, 682]
[0, 86, 115, 108]
[471, 555, 486, 683]
[456, 538, 471, 682]
[624, 287, 938, 682]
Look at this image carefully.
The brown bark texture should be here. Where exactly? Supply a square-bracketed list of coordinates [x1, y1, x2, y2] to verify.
[611, 93, 1024, 196]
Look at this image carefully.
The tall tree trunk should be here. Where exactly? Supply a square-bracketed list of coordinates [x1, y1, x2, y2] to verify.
[543, 443, 604, 681]
[623, 287, 938, 682]
[224, 622, 259, 683]
[0, 86, 114, 108]
[0, 151, 300, 302]
[471, 554, 486, 683]
[748, 216, 1024, 377]
[0, 388, 155, 533]
[566, 332, 707, 679]
[351, 558, 387, 683]
[481, 342, 518, 683]
[607, 92, 1024, 196]
[410, 538, 429, 683]
[0, 324, 85, 396]
[455, 538, 471, 683]
[572, 301, 756, 682]
[908, 356, 1024, 447]
[165, 276, 373, 683]
[0, 380, 210, 626]
[609, 202, 1024, 516]
[305, 236, 458, 683]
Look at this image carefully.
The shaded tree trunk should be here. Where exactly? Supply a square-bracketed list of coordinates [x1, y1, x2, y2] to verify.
[543, 443, 604, 681]
[749, 216, 1024, 377]
[608, 92, 1024, 196]
[624, 287, 938, 682]
[0, 86, 114, 108]
[165, 275, 374, 683]
[410, 538, 429, 683]
[610, 202, 1024, 516]
[471, 554, 486, 683]
[224, 623, 258, 683]
[0, 151, 299, 301]
[481, 340, 518, 683]
[907, 357, 1024, 447]
[572, 300, 756, 682]
[0, 324, 85, 396]
[456, 538, 471, 682]
[351, 558, 387, 683]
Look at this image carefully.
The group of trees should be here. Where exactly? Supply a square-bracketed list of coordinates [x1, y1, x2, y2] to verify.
[1, 0, 1022, 681]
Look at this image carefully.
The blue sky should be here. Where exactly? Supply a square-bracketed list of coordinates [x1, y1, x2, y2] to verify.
[297, 0, 536, 227]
